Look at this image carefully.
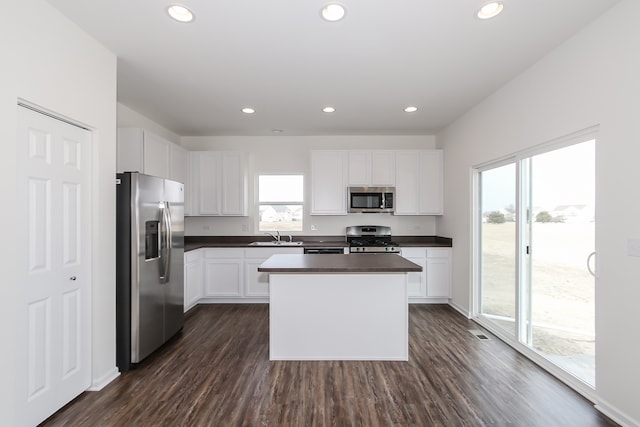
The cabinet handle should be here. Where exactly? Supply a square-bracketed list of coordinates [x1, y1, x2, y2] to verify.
[70, 276, 77, 281]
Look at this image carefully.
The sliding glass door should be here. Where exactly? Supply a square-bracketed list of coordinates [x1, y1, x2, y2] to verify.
[479, 162, 517, 337]
[477, 136, 596, 387]
[525, 141, 595, 385]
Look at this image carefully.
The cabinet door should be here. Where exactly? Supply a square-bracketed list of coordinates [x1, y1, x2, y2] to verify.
[171, 145, 190, 215]
[401, 248, 427, 297]
[195, 152, 221, 215]
[244, 248, 303, 297]
[245, 259, 270, 296]
[116, 128, 144, 173]
[143, 132, 170, 178]
[221, 152, 247, 216]
[348, 151, 371, 186]
[203, 259, 243, 296]
[394, 151, 420, 215]
[426, 248, 451, 298]
[371, 151, 395, 186]
[184, 255, 203, 311]
[311, 150, 347, 215]
[418, 150, 443, 215]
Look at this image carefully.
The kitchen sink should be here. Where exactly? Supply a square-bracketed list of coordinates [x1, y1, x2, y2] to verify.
[249, 241, 304, 246]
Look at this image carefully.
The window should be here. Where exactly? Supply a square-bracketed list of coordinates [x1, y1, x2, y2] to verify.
[258, 175, 303, 232]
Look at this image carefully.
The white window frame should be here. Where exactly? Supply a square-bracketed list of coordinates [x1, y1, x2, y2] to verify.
[256, 174, 304, 233]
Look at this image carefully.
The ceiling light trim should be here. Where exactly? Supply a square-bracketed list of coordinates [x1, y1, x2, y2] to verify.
[321, 3, 346, 22]
[167, 4, 195, 23]
[476, 2, 504, 20]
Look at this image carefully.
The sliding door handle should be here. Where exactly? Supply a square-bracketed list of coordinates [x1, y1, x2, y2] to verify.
[587, 251, 596, 277]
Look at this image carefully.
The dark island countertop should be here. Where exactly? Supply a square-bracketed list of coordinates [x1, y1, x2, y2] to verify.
[185, 235, 451, 252]
[258, 254, 423, 273]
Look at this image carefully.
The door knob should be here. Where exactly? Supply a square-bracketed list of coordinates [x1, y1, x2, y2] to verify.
[70, 276, 77, 281]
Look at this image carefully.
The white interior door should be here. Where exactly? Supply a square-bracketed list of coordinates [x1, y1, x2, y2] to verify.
[16, 106, 92, 426]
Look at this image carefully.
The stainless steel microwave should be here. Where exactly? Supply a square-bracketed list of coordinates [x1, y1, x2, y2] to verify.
[348, 187, 395, 213]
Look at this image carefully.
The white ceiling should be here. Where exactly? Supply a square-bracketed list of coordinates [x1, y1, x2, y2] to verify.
[47, 0, 619, 137]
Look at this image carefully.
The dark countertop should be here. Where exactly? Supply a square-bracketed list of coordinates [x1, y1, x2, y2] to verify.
[185, 235, 452, 252]
[258, 254, 423, 273]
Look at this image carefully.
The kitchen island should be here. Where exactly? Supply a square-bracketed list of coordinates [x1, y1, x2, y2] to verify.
[258, 254, 422, 361]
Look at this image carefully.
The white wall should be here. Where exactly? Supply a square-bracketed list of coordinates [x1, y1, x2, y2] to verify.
[0, 0, 117, 423]
[436, 0, 640, 424]
[181, 135, 438, 236]
[117, 102, 181, 144]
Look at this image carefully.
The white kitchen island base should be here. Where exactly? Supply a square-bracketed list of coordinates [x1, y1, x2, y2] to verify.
[269, 273, 408, 361]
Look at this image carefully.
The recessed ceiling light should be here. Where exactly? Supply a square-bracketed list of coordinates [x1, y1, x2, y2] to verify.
[404, 106, 418, 113]
[167, 4, 194, 23]
[321, 3, 346, 22]
[476, 2, 504, 20]
[241, 107, 255, 114]
[322, 106, 336, 113]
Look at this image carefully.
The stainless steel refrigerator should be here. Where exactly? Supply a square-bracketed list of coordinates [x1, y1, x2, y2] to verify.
[116, 172, 184, 371]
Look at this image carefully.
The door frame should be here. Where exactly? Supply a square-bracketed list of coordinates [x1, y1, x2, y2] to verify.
[16, 100, 95, 425]
[470, 126, 599, 402]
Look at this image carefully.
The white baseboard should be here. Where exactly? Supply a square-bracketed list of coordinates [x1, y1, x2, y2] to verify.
[448, 301, 470, 318]
[595, 399, 640, 427]
[88, 367, 120, 391]
[197, 297, 270, 304]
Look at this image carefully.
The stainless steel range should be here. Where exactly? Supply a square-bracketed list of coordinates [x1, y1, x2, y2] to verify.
[346, 225, 400, 253]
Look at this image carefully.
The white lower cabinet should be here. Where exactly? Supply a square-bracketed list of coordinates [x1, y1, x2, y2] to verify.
[426, 248, 452, 298]
[185, 247, 304, 304]
[400, 248, 427, 298]
[401, 247, 452, 301]
[203, 248, 244, 297]
[187, 246, 449, 305]
[184, 250, 203, 312]
[244, 248, 303, 297]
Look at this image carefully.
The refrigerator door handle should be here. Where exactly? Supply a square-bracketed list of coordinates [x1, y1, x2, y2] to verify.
[159, 202, 172, 283]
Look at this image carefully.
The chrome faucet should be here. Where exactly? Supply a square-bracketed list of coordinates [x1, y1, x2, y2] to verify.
[265, 231, 281, 242]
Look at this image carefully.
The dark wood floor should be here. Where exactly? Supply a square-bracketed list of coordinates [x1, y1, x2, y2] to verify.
[41, 304, 616, 426]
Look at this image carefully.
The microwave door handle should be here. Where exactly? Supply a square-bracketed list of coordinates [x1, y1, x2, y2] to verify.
[381, 193, 385, 209]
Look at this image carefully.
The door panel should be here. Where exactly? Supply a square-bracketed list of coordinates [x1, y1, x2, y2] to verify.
[164, 178, 185, 339]
[527, 141, 595, 385]
[479, 162, 516, 336]
[133, 174, 165, 362]
[17, 106, 92, 425]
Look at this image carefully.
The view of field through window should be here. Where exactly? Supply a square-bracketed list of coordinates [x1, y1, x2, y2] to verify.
[480, 140, 595, 386]
[258, 175, 303, 232]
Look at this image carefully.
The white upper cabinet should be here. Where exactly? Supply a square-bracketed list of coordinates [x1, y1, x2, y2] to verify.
[117, 128, 174, 179]
[395, 150, 443, 215]
[170, 144, 190, 213]
[190, 151, 248, 216]
[348, 151, 395, 187]
[311, 150, 348, 215]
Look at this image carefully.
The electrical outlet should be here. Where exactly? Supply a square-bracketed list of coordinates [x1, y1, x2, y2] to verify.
[203, 225, 211, 231]
[310, 224, 318, 231]
[241, 223, 249, 232]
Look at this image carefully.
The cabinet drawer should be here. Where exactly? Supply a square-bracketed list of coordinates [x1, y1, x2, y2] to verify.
[244, 248, 303, 258]
[203, 248, 244, 259]
[400, 247, 427, 258]
[426, 248, 450, 258]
